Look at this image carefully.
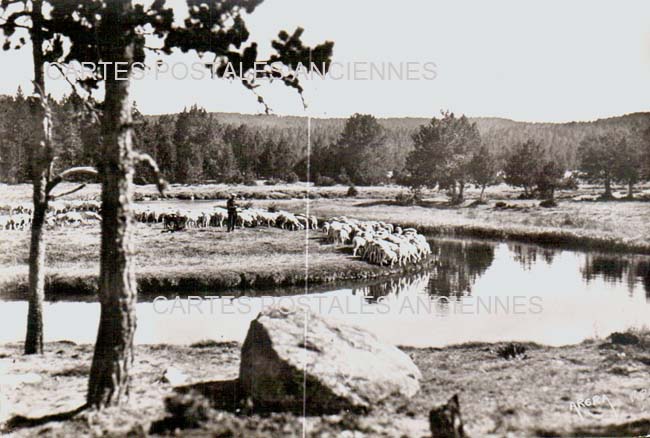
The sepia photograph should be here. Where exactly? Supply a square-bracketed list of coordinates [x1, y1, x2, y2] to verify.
[2, 0, 650, 436]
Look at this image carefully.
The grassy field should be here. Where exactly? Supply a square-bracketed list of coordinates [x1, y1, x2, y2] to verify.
[3, 181, 650, 296]
[0, 181, 410, 203]
[3, 332, 650, 437]
[0, 222, 437, 297]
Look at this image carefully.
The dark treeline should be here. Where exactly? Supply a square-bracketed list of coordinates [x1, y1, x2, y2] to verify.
[2, 89, 650, 196]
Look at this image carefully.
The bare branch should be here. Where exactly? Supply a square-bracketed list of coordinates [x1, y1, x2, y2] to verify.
[242, 80, 272, 114]
[51, 63, 102, 124]
[143, 45, 164, 54]
[46, 166, 98, 194]
[0, 10, 31, 29]
[133, 152, 167, 195]
[48, 184, 87, 200]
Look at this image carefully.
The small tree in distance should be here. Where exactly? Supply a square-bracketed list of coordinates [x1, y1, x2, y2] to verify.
[535, 158, 565, 201]
[405, 111, 482, 204]
[615, 137, 641, 199]
[503, 139, 544, 198]
[467, 145, 498, 202]
[578, 133, 635, 200]
[578, 133, 619, 199]
[334, 114, 390, 185]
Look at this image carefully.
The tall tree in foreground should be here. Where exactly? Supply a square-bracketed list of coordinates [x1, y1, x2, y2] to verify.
[85, 0, 145, 407]
[0, 0, 98, 355]
[55, 0, 332, 408]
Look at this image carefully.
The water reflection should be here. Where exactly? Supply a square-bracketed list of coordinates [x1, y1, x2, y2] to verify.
[351, 238, 650, 303]
[582, 254, 650, 298]
[352, 272, 432, 304]
[427, 239, 495, 298]
[508, 243, 556, 269]
[351, 239, 496, 301]
[3, 237, 650, 347]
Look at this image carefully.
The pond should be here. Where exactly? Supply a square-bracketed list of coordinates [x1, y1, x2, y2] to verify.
[1, 237, 650, 347]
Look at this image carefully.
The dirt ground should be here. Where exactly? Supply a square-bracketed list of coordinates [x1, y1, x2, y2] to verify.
[2, 332, 650, 437]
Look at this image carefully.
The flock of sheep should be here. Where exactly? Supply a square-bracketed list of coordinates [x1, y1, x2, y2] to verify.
[322, 217, 432, 267]
[0, 199, 433, 269]
[132, 205, 319, 231]
[0, 200, 101, 230]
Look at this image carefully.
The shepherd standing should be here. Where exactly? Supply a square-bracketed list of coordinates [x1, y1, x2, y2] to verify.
[227, 194, 238, 232]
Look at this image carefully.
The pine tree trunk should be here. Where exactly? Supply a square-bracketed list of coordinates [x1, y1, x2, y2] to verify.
[25, 199, 47, 354]
[604, 176, 612, 199]
[627, 181, 633, 199]
[479, 185, 486, 202]
[24, 0, 49, 355]
[87, 0, 138, 408]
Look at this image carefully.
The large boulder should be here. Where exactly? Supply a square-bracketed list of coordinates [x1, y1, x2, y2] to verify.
[239, 305, 421, 414]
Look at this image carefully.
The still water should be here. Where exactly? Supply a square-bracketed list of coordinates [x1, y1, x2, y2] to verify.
[1, 238, 650, 347]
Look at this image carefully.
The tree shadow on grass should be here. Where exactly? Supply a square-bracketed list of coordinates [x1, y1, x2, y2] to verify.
[4, 404, 87, 433]
[354, 199, 463, 210]
[536, 418, 650, 437]
[149, 378, 245, 434]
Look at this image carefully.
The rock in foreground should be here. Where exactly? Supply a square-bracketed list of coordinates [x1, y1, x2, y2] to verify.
[239, 305, 421, 414]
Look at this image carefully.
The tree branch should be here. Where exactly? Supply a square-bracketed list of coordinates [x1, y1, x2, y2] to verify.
[50, 63, 102, 124]
[48, 184, 87, 200]
[46, 166, 98, 194]
[133, 152, 167, 195]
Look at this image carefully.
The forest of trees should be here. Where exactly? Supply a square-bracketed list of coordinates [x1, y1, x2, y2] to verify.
[3, 89, 650, 191]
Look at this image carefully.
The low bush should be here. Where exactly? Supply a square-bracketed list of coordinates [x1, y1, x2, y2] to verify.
[395, 190, 421, 206]
[496, 343, 527, 360]
[285, 171, 299, 183]
[315, 175, 336, 187]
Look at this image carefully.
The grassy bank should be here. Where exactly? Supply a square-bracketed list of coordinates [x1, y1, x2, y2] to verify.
[0, 182, 411, 203]
[3, 332, 650, 437]
[247, 197, 650, 255]
[0, 223, 434, 298]
[4, 183, 650, 298]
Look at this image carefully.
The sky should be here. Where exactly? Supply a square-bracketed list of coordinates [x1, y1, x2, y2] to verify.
[1, 0, 650, 122]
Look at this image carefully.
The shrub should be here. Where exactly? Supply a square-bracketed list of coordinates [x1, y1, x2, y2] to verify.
[264, 178, 281, 186]
[539, 199, 558, 208]
[336, 170, 351, 185]
[267, 203, 279, 213]
[496, 343, 527, 360]
[315, 175, 336, 187]
[347, 185, 359, 197]
[285, 171, 299, 183]
[609, 331, 640, 346]
[224, 171, 244, 184]
[558, 175, 579, 191]
[242, 174, 257, 186]
[242, 200, 254, 209]
[395, 189, 421, 206]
